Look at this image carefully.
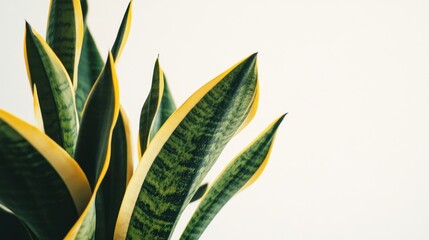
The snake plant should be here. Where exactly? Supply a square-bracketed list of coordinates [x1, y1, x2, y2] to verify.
[0, 0, 285, 239]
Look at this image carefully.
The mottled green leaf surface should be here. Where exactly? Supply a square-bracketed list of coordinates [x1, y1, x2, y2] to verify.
[46, 0, 83, 85]
[25, 23, 78, 156]
[181, 115, 285, 240]
[123, 53, 258, 240]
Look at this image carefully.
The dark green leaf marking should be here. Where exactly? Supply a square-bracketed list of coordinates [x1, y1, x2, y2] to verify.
[25, 23, 78, 156]
[127, 53, 258, 239]
[181, 115, 285, 240]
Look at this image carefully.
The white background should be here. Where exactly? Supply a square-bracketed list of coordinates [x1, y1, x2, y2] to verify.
[1, 0, 429, 239]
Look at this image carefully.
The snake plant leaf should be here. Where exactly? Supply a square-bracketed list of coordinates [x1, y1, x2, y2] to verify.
[76, 28, 104, 118]
[139, 58, 176, 158]
[0, 207, 36, 240]
[95, 107, 134, 240]
[65, 53, 120, 239]
[46, 0, 84, 87]
[190, 183, 209, 203]
[111, 1, 132, 61]
[76, 1, 132, 118]
[24, 23, 79, 156]
[180, 114, 286, 240]
[0, 110, 91, 240]
[115, 53, 259, 240]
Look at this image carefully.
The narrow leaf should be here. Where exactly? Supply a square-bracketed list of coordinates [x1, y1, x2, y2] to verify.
[24, 23, 79, 156]
[138, 58, 172, 157]
[65, 53, 120, 239]
[95, 107, 134, 240]
[46, 0, 84, 87]
[111, 1, 133, 61]
[76, 1, 132, 118]
[0, 110, 91, 239]
[115, 53, 259, 239]
[76, 28, 103, 118]
[181, 114, 286, 240]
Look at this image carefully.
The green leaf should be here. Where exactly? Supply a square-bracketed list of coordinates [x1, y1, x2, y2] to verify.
[0, 110, 91, 240]
[95, 107, 134, 240]
[46, 0, 84, 86]
[180, 114, 286, 240]
[139, 58, 176, 157]
[65, 53, 120, 239]
[115, 53, 259, 239]
[0, 207, 36, 240]
[76, 1, 132, 118]
[111, 1, 132, 61]
[76, 28, 104, 118]
[24, 23, 79, 156]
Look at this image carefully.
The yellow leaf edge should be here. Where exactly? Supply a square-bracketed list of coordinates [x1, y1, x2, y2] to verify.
[0, 109, 91, 216]
[113, 53, 259, 239]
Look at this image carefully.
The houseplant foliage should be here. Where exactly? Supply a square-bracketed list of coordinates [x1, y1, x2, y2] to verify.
[0, 0, 286, 239]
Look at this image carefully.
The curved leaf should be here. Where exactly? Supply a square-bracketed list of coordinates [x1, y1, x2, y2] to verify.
[76, 28, 103, 118]
[65, 53, 120, 239]
[139, 58, 176, 157]
[180, 114, 286, 240]
[24, 23, 79, 156]
[0, 110, 91, 239]
[46, 0, 84, 87]
[111, 1, 132, 61]
[95, 107, 134, 240]
[115, 53, 259, 239]
[76, 1, 132, 118]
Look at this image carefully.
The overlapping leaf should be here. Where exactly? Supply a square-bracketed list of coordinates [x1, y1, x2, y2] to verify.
[181, 114, 285, 240]
[65, 53, 120, 239]
[24, 23, 79, 156]
[76, 1, 132, 118]
[115, 53, 259, 239]
[46, 0, 84, 86]
[0, 110, 91, 239]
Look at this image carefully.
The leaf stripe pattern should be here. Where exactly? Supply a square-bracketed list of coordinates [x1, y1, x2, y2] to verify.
[115, 53, 259, 239]
[46, 0, 84, 87]
[180, 114, 286, 240]
[24, 23, 79, 156]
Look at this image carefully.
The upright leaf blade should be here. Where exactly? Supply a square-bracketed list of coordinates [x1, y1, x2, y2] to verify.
[46, 0, 84, 87]
[65, 53, 120, 239]
[0, 110, 91, 239]
[111, 1, 132, 61]
[76, 28, 103, 118]
[24, 23, 79, 156]
[139, 58, 175, 157]
[76, 1, 132, 118]
[180, 115, 286, 240]
[95, 107, 134, 240]
[115, 53, 259, 240]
